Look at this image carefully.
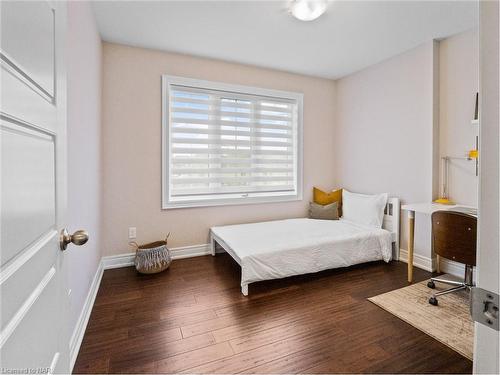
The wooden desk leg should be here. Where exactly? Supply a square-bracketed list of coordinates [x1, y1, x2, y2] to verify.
[408, 210, 415, 283]
[436, 255, 441, 273]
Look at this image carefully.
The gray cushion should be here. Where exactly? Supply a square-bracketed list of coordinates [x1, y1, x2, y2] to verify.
[309, 201, 339, 220]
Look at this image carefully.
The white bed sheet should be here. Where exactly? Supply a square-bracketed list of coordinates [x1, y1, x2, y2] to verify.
[211, 218, 392, 287]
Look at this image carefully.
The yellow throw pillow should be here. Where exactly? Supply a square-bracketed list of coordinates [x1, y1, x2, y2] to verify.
[313, 187, 343, 216]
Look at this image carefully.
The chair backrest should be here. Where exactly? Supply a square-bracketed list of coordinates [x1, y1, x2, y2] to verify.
[431, 210, 477, 266]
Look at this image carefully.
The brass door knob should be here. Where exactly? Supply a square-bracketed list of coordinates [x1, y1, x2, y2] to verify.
[60, 228, 89, 250]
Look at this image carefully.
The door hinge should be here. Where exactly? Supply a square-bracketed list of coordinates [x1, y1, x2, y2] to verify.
[471, 287, 499, 331]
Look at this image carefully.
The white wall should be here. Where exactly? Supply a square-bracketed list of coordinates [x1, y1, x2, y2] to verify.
[334, 41, 438, 260]
[66, 0, 102, 354]
[101, 43, 336, 256]
[334, 41, 438, 203]
[334, 32, 478, 269]
[439, 29, 479, 207]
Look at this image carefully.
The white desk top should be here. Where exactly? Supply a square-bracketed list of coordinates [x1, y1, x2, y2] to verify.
[402, 202, 477, 216]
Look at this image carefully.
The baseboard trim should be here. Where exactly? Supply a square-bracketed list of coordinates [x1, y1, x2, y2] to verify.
[171, 243, 213, 260]
[398, 248, 434, 272]
[101, 252, 135, 269]
[440, 258, 466, 277]
[69, 260, 103, 371]
[101, 243, 213, 270]
[398, 248, 465, 278]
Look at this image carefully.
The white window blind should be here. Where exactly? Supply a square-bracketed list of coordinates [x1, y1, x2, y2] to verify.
[162, 76, 303, 208]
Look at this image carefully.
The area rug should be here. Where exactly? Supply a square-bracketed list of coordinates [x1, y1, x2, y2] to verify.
[368, 276, 473, 360]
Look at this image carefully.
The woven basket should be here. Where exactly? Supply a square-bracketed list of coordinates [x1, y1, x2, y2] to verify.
[129, 234, 172, 274]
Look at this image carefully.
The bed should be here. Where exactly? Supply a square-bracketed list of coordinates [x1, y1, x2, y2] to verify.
[209, 198, 400, 295]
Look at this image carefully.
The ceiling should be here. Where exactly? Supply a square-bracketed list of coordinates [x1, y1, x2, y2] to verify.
[92, 0, 478, 80]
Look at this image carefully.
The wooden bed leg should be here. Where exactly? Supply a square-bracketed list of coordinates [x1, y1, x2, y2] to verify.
[241, 284, 248, 296]
[408, 210, 415, 283]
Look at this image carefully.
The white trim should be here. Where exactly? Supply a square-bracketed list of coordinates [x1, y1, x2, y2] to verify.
[399, 248, 468, 278]
[163, 75, 305, 101]
[161, 75, 304, 210]
[101, 244, 215, 270]
[398, 248, 434, 272]
[170, 243, 214, 259]
[69, 261, 103, 371]
[161, 75, 168, 210]
[101, 253, 135, 270]
[440, 258, 467, 278]
[162, 194, 303, 210]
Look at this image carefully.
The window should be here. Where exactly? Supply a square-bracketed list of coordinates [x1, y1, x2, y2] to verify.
[162, 76, 303, 208]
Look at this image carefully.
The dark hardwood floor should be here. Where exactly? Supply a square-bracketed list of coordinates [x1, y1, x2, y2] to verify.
[73, 254, 472, 374]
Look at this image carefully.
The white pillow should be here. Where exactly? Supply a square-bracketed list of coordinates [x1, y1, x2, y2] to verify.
[342, 189, 388, 228]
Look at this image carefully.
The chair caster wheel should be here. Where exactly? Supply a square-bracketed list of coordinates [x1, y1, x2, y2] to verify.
[427, 281, 436, 289]
[429, 296, 438, 306]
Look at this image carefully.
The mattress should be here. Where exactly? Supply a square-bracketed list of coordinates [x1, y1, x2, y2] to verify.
[211, 218, 392, 287]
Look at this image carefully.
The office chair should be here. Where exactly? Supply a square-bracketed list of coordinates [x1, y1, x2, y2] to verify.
[427, 210, 477, 306]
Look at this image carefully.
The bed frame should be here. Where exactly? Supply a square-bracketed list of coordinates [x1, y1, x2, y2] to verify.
[383, 197, 401, 258]
[210, 197, 400, 296]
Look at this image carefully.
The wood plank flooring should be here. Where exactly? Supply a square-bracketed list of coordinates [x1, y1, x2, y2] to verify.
[73, 254, 472, 373]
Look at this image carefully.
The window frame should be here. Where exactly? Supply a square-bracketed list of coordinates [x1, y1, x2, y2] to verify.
[162, 75, 303, 209]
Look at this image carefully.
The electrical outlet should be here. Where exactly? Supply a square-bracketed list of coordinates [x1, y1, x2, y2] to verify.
[129, 227, 137, 239]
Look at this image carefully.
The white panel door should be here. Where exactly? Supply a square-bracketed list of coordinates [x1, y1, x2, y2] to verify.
[473, 1, 500, 373]
[1, 1, 72, 373]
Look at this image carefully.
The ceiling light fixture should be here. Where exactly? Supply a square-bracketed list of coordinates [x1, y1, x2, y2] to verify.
[290, 0, 327, 22]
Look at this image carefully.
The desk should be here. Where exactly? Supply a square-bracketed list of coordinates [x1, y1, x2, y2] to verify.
[401, 203, 477, 282]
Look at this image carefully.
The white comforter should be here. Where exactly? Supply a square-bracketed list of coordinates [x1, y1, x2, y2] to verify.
[211, 218, 392, 287]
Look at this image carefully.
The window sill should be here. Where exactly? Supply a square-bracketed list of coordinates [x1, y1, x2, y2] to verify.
[162, 193, 302, 210]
